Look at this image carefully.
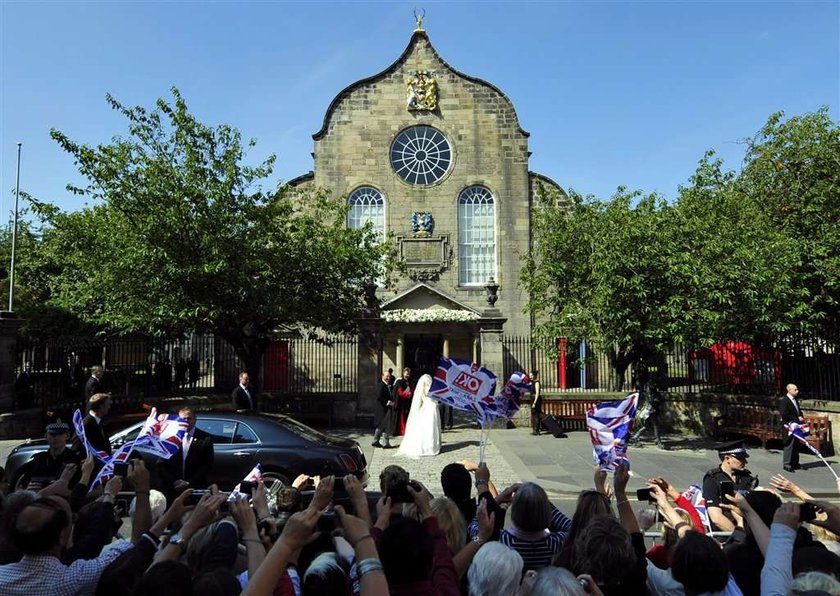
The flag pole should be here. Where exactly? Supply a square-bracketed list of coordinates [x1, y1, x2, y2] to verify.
[8, 142, 22, 313]
[796, 435, 840, 480]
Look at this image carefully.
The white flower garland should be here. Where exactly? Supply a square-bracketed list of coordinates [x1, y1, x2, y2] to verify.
[381, 309, 480, 323]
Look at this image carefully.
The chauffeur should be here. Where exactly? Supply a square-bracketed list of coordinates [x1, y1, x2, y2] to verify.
[701, 440, 759, 532]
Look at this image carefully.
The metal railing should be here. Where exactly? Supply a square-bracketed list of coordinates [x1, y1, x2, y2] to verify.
[502, 335, 840, 400]
[14, 332, 358, 412]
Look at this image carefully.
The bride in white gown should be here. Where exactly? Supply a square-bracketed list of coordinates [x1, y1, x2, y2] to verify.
[397, 373, 441, 457]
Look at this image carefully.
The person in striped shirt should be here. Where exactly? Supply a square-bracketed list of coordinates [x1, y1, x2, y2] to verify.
[497, 482, 572, 572]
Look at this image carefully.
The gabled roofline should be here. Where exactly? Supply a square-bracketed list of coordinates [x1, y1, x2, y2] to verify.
[380, 282, 482, 314]
[529, 171, 566, 196]
[285, 171, 315, 187]
[313, 31, 529, 141]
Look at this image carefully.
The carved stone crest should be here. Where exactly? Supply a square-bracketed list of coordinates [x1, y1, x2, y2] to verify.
[405, 70, 438, 111]
[411, 211, 433, 237]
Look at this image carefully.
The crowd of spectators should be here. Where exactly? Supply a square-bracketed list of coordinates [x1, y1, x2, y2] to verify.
[0, 423, 839, 596]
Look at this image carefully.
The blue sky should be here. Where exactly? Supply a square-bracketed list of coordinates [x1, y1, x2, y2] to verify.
[1, 1, 837, 217]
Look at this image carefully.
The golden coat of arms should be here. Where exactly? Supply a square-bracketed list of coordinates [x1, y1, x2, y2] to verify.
[405, 70, 438, 111]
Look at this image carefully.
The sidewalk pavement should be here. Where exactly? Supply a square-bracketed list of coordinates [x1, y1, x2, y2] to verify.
[340, 421, 840, 502]
[3, 421, 837, 503]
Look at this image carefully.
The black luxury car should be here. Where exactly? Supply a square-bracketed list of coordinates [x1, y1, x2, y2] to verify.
[5, 411, 368, 492]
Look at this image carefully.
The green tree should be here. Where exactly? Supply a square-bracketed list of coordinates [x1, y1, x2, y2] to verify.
[737, 108, 840, 339]
[44, 88, 391, 388]
[669, 152, 798, 344]
[0, 213, 96, 341]
[523, 186, 678, 390]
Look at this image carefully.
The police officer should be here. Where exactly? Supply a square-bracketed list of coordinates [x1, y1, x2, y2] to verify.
[25, 421, 82, 489]
[701, 440, 759, 532]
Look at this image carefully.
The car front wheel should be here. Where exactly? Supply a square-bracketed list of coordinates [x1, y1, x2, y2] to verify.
[261, 471, 291, 508]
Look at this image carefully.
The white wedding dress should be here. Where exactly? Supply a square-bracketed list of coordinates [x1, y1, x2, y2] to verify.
[397, 374, 441, 457]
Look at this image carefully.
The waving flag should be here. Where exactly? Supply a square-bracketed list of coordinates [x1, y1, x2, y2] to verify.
[680, 484, 713, 533]
[133, 408, 188, 459]
[786, 421, 821, 457]
[90, 440, 135, 490]
[429, 357, 497, 414]
[475, 371, 531, 424]
[72, 409, 111, 464]
[586, 393, 639, 471]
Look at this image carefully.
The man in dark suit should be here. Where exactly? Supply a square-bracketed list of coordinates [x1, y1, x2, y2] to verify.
[158, 406, 214, 502]
[84, 366, 104, 411]
[780, 383, 805, 472]
[372, 371, 396, 448]
[231, 371, 257, 411]
[83, 393, 113, 457]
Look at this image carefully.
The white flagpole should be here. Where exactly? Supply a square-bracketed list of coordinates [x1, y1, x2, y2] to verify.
[8, 142, 22, 313]
[796, 435, 840, 480]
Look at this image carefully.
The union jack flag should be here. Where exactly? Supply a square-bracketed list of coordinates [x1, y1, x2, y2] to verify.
[72, 409, 111, 464]
[586, 393, 638, 471]
[133, 408, 188, 459]
[429, 357, 497, 415]
[90, 440, 135, 490]
[680, 484, 712, 532]
[474, 371, 531, 424]
[786, 421, 821, 457]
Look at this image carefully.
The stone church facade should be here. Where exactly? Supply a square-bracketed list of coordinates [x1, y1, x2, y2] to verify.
[290, 23, 562, 420]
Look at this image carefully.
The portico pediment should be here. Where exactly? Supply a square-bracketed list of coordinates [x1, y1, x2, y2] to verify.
[380, 283, 481, 319]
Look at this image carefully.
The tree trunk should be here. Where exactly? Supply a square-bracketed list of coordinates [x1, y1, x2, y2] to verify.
[607, 345, 638, 392]
[224, 332, 270, 394]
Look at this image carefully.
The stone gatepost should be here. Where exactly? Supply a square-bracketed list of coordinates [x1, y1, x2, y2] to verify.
[356, 316, 382, 427]
[478, 309, 506, 378]
[0, 314, 22, 413]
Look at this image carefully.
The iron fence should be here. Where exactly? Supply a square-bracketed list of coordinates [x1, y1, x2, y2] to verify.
[14, 332, 358, 412]
[502, 334, 840, 400]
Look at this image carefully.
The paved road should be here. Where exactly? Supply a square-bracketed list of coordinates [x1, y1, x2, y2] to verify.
[4, 418, 837, 505]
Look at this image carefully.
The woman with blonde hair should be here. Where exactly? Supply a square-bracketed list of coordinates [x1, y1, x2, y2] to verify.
[431, 497, 468, 554]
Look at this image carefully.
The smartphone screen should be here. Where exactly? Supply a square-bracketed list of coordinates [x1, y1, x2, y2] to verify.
[239, 481, 254, 497]
[720, 481, 735, 498]
[332, 477, 345, 492]
[113, 462, 128, 478]
[636, 488, 653, 502]
[188, 490, 210, 505]
[800, 502, 818, 523]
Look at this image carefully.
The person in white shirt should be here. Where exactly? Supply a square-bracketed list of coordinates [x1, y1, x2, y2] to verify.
[157, 407, 214, 504]
[0, 495, 133, 596]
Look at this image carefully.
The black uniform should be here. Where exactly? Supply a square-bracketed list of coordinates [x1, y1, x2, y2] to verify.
[702, 466, 759, 527]
[27, 448, 82, 485]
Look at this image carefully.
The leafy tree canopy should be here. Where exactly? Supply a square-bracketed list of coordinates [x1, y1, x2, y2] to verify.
[524, 109, 838, 389]
[41, 88, 391, 384]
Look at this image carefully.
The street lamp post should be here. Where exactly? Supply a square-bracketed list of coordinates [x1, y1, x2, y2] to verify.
[7, 142, 22, 315]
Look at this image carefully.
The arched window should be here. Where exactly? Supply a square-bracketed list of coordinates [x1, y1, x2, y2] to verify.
[347, 186, 385, 240]
[458, 186, 496, 286]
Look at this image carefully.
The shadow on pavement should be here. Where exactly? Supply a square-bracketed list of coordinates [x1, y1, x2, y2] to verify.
[439, 440, 480, 454]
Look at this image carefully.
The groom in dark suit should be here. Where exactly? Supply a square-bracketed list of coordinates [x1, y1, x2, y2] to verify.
[158, 406, 214, 503]
[780, 383, 805, 472]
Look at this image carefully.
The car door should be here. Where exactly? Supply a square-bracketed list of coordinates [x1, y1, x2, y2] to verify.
[195, 418, 261, 489]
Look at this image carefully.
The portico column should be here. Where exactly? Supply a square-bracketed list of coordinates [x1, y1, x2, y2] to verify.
[472, 336, 479, 363]
[443, 337, 450, 358]
[478, 310, 506, 379]
[396, 335, 404, 371]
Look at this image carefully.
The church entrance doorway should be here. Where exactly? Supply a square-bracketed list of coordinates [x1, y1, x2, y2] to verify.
[404, 334, 442, 380]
